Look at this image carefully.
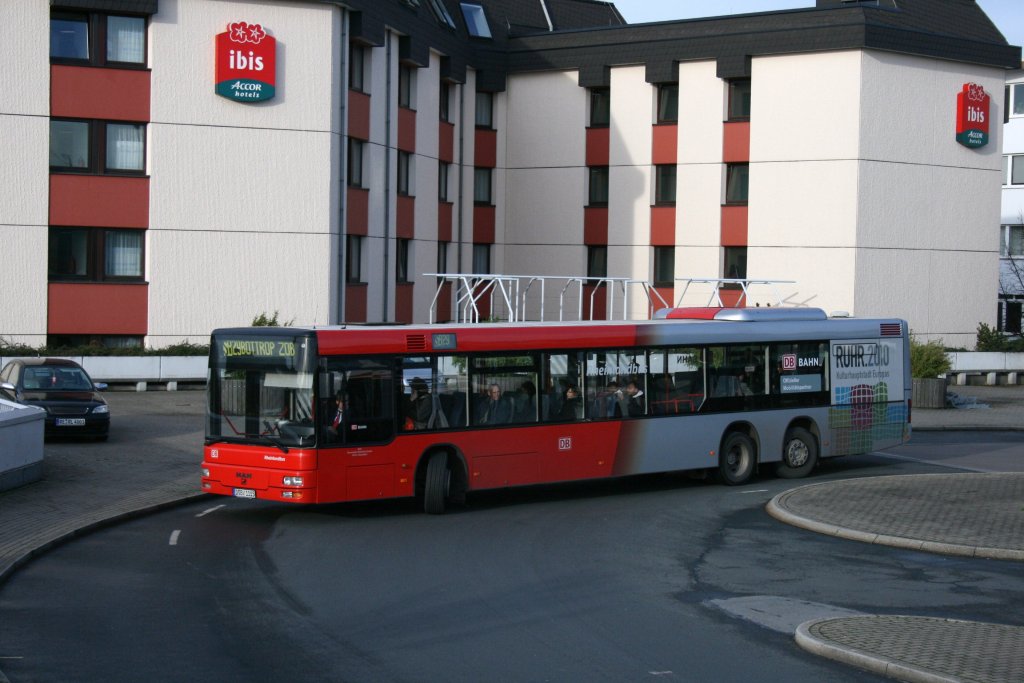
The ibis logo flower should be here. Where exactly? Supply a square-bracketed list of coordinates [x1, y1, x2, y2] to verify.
[956, 82, 989, 149]
[215, 21, 277, 103]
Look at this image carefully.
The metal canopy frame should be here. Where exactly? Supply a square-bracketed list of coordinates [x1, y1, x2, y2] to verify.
[674, 278, 796, 308]
[425, 274, 671, 323]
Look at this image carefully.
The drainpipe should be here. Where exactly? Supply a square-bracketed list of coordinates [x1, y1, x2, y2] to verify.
[456, 80, 466, 320]
[336, 10, 349, 325]
[382, 30, 392, 322]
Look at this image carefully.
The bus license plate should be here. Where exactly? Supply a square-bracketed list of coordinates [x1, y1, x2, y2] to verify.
[233, 488, 256, 499]
[56, 418, 86, 426]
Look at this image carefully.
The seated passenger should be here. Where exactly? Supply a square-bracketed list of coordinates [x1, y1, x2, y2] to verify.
[478, 384, 512, 425]
[557, 385, 582, 421]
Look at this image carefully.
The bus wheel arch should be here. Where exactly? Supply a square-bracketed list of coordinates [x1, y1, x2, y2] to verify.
[718, 423, 758, 486]
[416, 446, 468, 514]
[776, 422, 819, 479]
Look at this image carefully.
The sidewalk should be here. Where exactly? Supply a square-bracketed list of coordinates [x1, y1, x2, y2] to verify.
[1, 386, 1023, 683]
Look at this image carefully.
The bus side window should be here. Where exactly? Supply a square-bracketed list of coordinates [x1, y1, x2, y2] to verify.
[435, 356, 468, 428]
[470, 354, 538, 426]
[321, 358, 395, 444]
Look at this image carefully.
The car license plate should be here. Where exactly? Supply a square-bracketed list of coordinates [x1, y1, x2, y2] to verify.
[233, 488, 256, 499]
[56, 418, 86, 426]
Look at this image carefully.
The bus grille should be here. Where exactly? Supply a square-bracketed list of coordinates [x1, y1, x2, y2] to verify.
[406, 334, 427, 351]
[880, 323, 902, 337]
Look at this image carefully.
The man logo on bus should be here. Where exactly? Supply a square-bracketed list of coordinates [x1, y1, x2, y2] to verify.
[782, 354, 797, 371]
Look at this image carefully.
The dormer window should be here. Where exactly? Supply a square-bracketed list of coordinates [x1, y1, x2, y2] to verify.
[461, 3, 492, 38]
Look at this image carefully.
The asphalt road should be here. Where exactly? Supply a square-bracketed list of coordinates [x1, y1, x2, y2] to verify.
[3, 438, 1023, 682]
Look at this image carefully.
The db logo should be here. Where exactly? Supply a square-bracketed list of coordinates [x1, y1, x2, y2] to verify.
[211, 449, 219, 459]
[782, 354, 797, 371]
[558, 437, 572, 451]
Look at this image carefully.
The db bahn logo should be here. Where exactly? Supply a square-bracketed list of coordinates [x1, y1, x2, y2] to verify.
[782, 354, 797, 371]
[215, 21, 276, 103]
[956, 83, 989, 149]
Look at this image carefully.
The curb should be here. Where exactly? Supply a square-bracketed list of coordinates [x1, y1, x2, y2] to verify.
[765, 482, 1024, 562]
[0, 492, 209, 589]
[795, 617, 958, 683]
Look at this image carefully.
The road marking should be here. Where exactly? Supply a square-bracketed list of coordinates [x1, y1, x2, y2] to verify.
[196, 504, 226, 518]
[648, 672, 673, 676]
[169, 530, 181, 546]
[0, 656, 24, 660]
[741, 489, 769, 494]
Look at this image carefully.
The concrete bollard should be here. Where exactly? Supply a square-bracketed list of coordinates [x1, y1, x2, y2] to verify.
[135, 381, 148, 392]
[1009, 372, 1019, 386]
[986, 372, 998, 386]
[167, 381, 178, 392]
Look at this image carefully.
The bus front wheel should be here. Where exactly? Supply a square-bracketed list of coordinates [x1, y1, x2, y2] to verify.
[424, 451, 451, 515]
[775, 427, 818, 479]
[719, 432, 756, 485]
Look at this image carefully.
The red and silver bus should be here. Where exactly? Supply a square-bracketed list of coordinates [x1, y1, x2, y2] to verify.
[202, 307, 911, 513]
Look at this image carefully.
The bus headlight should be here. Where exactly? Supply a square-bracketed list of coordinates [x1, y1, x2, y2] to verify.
[283, 476, 304, 487]
[201, 468, 210, 478]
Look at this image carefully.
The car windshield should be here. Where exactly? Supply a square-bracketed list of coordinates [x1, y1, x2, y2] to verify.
[207, 333, 317, 448]
[22, 366, 93, 391]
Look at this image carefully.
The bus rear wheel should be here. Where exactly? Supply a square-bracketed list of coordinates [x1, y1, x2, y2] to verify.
[775, 427, 818, 479]
[718, 432, 756, 485]
[423, 451, 451, 515]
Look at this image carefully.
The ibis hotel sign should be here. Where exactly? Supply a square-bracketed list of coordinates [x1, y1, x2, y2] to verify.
[955, 83, 990, 149]
[215, 22, 276, 103]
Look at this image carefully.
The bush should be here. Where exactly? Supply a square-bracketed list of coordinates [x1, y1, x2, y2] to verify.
[0, 339, 209, 358]
[251, 311, 293, 327]
[910, 335, 951, 379]
[976, 322, 1024, 352]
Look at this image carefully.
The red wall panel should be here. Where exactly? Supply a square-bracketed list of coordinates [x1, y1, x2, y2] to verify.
[345, 284, 368, 323]
[586, 127, 610, 167]
[348, 91, 371, 140]
[395, 283, 414, 324]
[48, 283, 147, 334]
[652, 124, 678, 165]
[438, 202, 453, 243]
[439, 122, 454, 163]
[650, 206, 676, 246]
[474, 129, 497, 168]
[584, 206, 608, 245]
[398, 108, 416, 153]
[51, 66, 150, 121]
[723, 121, 751, 163]
[50, 175, 149, 228]
[473, 205, 495, 244]
[347, 187, 369, 236]
[721, 205, 749, 246]
[396, 195, 415, 239]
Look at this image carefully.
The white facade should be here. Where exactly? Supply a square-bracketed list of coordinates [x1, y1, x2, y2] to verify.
[1, 0, 1014, 349]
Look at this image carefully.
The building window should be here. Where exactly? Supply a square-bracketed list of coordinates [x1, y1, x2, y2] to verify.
[348, 139, 364, 188]
[1008, 83, 1024, 119]
[475, 91, 493, 128]
[461, 3, 492, 38]
[657, 84, 678, 123]
[346, 235, 363, 283]
[655, 165, 676, 205]
[1002, 225, 1024, 257]
[396, 239, 411, 283]
[724, 246, 747, 280]
[47, 334, 143, 349]
[590, 88, 610, 127]
[429, 0, 458, 29]
[437, 241, 449, 275]
[440, 81, 452, 121]
[50, 119, 146, 175]
[349, 44, 366, 92]
[472, 243, 491, 273]
[589, 167, 609, 206]
[725, 163, 749, 204]
[51, 11, 146, 67]
[439, 161, 450, 202]
[48, 227, 144, 282]
[474, 167, 492, 205]
[399, 65, 415, 109]
[653, 246, 674, 287]
[1004, 155, 1024, 185]
[587, 245, 608, 282]
[728, 79, 751, 121]
[398, 151, 413, 196]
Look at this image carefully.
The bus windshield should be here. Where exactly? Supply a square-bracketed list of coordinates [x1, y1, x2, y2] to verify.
[206, 332, 317, 449]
